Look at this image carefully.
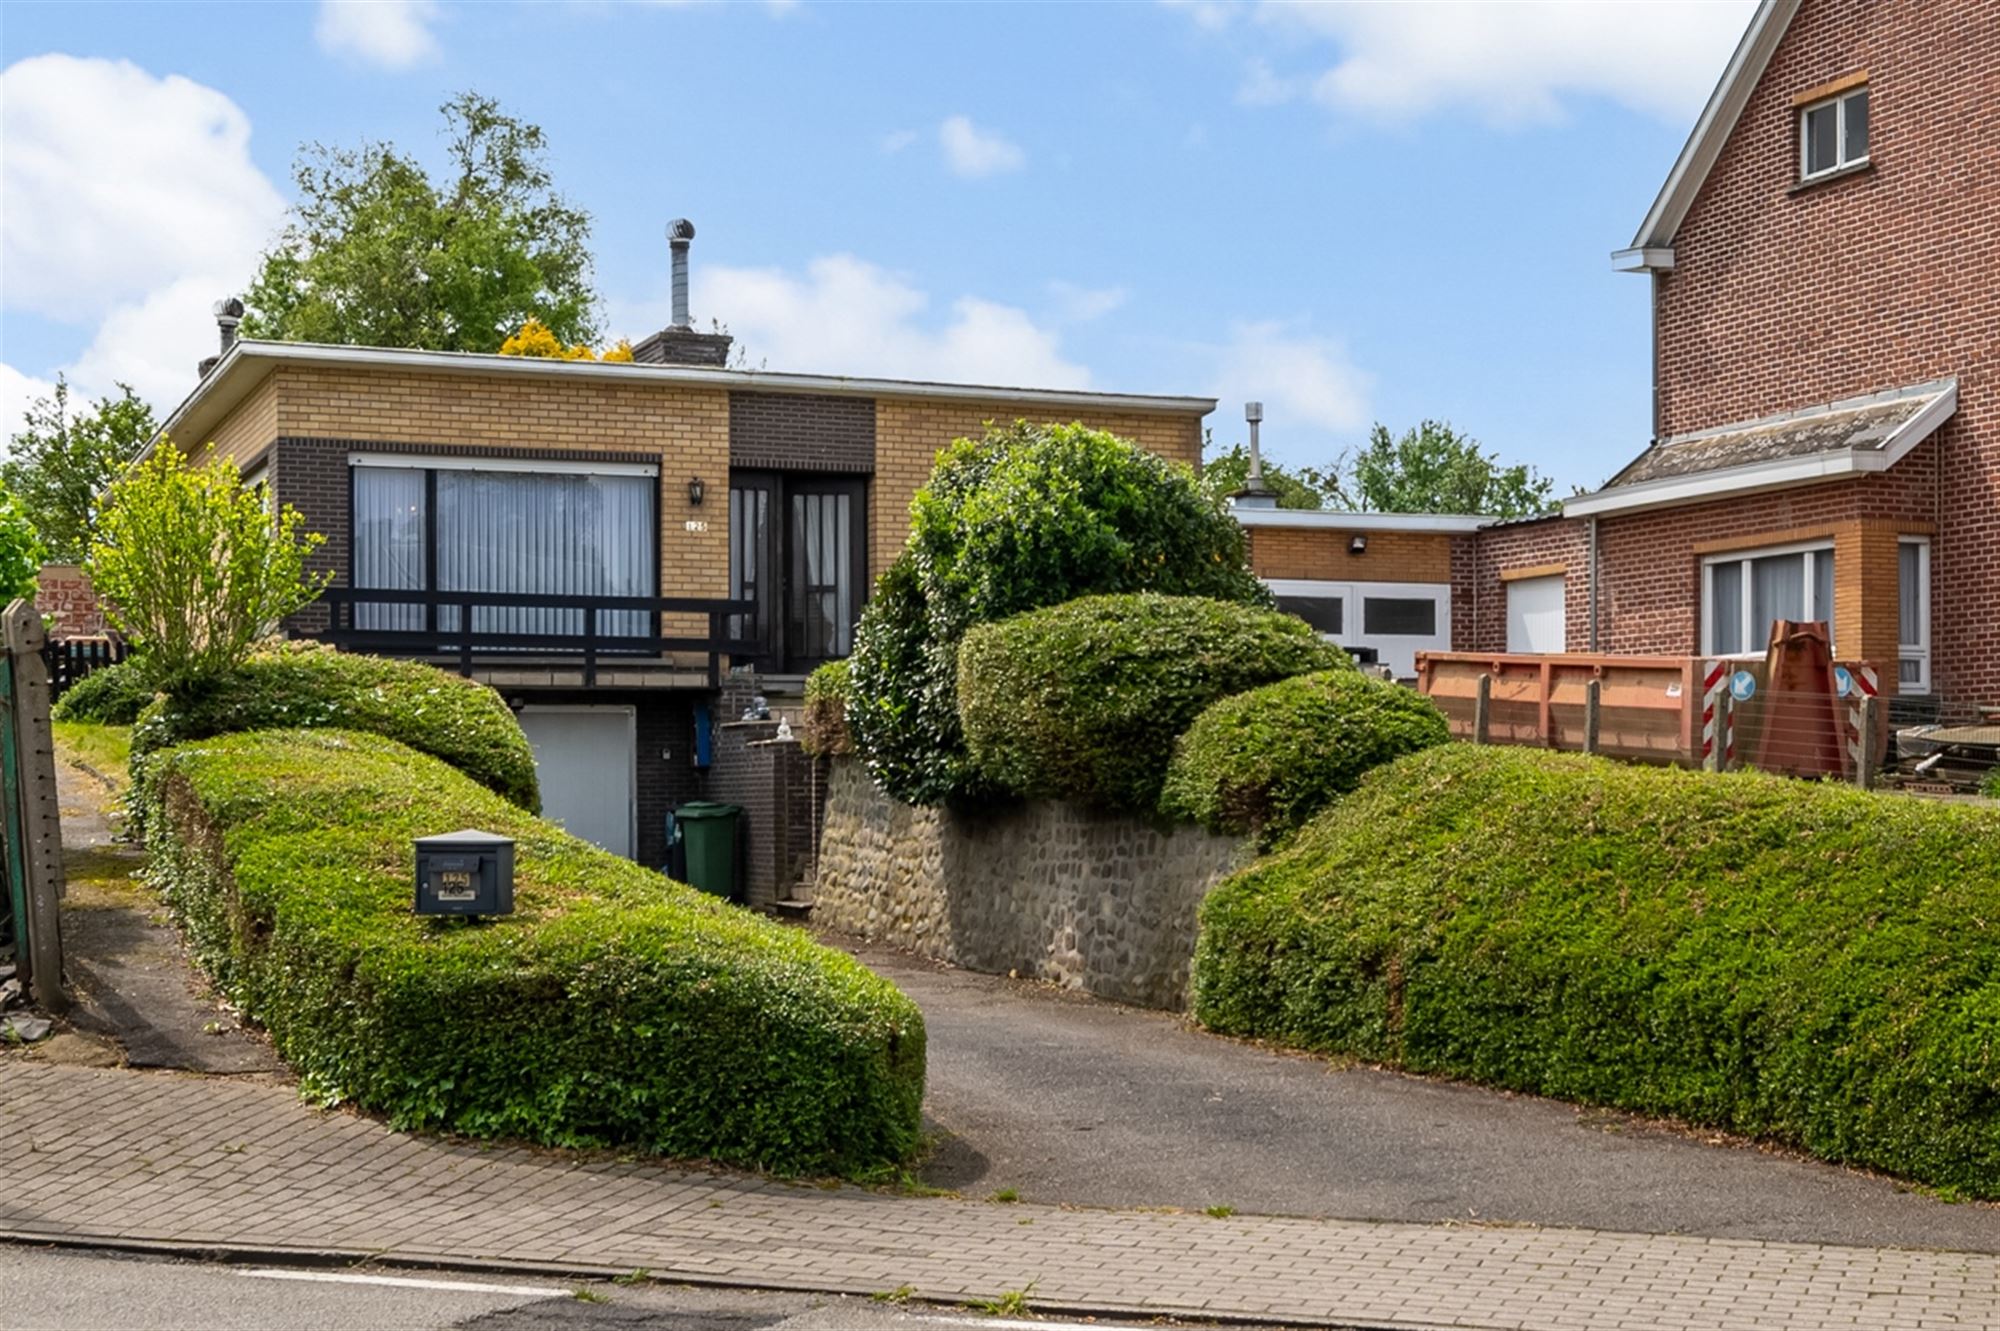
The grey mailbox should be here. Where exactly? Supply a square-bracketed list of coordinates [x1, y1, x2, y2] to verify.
[413, 829, 515, 917]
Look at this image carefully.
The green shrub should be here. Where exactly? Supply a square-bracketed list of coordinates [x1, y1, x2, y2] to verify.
[131, 642, 538, 811]
[52, 658, 156, 725]
[140, 728, 926, 1175]
[848, 422, 1266, 807]
[957, 594, 1347, 813]
[801, 659, 853, 758]
[1195, 745, 2000, 1197]
[1983, 767, 2000, 801]
[1160, 671, 1449, 844]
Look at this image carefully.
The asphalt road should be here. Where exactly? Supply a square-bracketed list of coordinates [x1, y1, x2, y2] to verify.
[835, 941, 2000, 1253]
[1, 1245, 1272, 1331]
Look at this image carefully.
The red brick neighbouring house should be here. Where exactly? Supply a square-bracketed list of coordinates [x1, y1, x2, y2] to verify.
[1413, 0, 1995, 720]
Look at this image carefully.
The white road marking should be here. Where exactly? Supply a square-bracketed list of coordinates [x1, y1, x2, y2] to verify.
[910, 1317, 1112, 1331]
[237, 1268, 561, 1298]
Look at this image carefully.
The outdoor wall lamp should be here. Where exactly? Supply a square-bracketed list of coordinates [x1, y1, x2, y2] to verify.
[1349, 535, 1368, 555]
[687, 476, 706, 506]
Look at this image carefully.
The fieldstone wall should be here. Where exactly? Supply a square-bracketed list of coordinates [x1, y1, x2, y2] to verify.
[815, 758, 1250, 1011]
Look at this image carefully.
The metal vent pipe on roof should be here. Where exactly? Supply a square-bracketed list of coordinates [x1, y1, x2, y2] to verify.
[668, 218, 695, 330]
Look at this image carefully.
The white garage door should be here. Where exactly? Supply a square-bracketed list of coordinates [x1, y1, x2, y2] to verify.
[1506, 574, 1567, 654]
[517, 706, 636, 858]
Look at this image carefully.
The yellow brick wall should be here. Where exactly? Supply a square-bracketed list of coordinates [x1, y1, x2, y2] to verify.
[272, 366, 734, 602]
[870, 398, 1205, 577]
[1247, 526, 1454, 584]
[195, 373, 279, 469]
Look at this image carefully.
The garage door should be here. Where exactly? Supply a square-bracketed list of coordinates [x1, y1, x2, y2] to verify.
[1506, 575, 1567, 654]
[516, 706, 636, 858]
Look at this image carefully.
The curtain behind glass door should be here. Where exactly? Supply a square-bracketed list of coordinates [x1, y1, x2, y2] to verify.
[352, 467, 426, 631]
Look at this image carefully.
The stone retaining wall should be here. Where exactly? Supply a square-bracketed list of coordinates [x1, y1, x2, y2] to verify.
[814, 758, 1250, 1010]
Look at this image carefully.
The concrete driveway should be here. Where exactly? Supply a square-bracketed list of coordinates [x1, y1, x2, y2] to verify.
[829, 940, 2000, 1254]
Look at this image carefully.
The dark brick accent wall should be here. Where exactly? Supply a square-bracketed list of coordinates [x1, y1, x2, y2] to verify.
[706, 674, 822, 909]
[728, 392, 876, 473]
[632, 328, 733, 367]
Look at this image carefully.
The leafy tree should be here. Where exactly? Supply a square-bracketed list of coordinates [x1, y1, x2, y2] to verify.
[2, 377, 157, 562]
[1199, 439, 1335, 511]
[242, 93, 598, 353]
[87, 447, 329, 696]
[0, 482, 45, 603]
[1328, 420, 1554, 518]
[498, 318, 634, 362]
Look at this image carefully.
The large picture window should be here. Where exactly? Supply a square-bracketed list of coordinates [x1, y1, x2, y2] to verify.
[1702, 541, 1834, 657]
[351, 457, 656, 640]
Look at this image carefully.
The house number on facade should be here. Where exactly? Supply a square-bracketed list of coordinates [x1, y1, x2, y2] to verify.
[684, 519, 709, 533]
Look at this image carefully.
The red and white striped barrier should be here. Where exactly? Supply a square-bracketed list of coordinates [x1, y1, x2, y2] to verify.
[1838, 662, 1879, 774]
[1701, 660, 1735, 768]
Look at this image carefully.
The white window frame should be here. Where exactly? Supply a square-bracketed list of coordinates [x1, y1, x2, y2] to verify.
[1265, 577, 1451, 679]
[1799, 86, 1869, 181]
[1700, 539, 1836, 658]
[1898, 536, 1931, 695]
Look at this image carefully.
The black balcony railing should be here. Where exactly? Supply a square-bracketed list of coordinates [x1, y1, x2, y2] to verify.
[313, 588, 761, 687]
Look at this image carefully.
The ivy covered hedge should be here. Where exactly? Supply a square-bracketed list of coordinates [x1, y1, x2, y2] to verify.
[1160, 670, 1449, 844]
[956, 594, 1347, 813]
[140, 728, 926, 1175]
[131, 642, 539, 812]
[847, 422, 1267, 807]
[1195, 745, 2000, 1197]
[800, 659, 853, 758]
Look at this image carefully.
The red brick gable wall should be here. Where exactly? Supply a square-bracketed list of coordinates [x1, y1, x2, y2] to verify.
[1651, 0, 1999, 703]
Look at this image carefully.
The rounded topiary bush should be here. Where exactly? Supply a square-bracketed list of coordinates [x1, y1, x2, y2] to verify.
[1160, 670, 1449, 844]
[51, 657, 156, 725]
[847, 421, 1267, 807]
[1194, 745, 2000, 1198]
[131, 642, 539, 811]
[956, 593, 1349, 813]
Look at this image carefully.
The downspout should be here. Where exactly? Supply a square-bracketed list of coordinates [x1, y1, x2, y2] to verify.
[1588, 516, 1601, 653]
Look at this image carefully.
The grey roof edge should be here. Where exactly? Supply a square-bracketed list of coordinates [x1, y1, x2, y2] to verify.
[1622, 0, 1800, 255]
[1656, 377, 1956, 450]
[150, 339, 1218, 459]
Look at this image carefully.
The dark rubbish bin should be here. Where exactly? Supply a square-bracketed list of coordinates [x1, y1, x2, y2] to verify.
[672, 802, 742, 900]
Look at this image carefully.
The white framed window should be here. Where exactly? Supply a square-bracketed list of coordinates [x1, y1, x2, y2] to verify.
[1265, 577, 1450, 679]
[1898, 537, 1930, 694]
[1800, 85, 1869, 181]
[1701, 540, 1835, 657]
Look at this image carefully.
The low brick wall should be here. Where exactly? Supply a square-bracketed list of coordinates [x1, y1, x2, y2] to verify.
[814, 758, 1250, 1011]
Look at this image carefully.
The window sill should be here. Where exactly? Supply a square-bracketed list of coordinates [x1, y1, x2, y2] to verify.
[1791, 159, 1874, 194]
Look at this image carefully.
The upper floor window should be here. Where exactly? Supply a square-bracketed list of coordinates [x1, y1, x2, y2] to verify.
[1801, 85, 1868, 181]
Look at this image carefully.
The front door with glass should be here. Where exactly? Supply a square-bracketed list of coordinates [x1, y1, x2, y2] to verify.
[727, 472, 868, 674]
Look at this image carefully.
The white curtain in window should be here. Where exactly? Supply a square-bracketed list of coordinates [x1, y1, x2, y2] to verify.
[352, 467, 426, 631]
[1750, 552, 1807, 651]
[436, 470, 654, 639]
[1899, 543, 1922, 647]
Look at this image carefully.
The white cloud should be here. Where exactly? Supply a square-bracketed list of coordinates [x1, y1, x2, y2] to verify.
[1235, 56, 1300, 107]
[1047, 281, 1129, 322]
[0, 55, 285, 324]
[879, 128, 918, 154]
[315, 0, 442, 70]
[0, 364, 57, 443]
[1160, 0, 1239, 32]
[1175, 1, 1756, 125]
[1210, 320, 1369, 435]
[938, 115, 1026, 179]
[64, 277, 238, 420]
[610, 254, 1090, 388]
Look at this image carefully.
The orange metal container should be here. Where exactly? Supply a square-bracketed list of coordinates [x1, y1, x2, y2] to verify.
[1415, 652, 1702, 763]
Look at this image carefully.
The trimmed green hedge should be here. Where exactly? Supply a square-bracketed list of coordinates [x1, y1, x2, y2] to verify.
[131, 643, 538, 811]
[957, 594, 1348, 813]
[140, 728, 926, 1175]
[848, 422, 1268, 807]
[51, 658, 156, 725]
[1160, 670, 1449, 844]
[1195, 745, 2000, 1197]
[800, 659, 853, 758]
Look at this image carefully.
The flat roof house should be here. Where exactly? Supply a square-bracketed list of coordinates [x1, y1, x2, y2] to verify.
[1407, 0, 1993, 718]
[153, 229, 1212, 886]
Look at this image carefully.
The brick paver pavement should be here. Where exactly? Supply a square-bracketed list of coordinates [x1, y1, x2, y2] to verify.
[1, 1064, 1994, 1330]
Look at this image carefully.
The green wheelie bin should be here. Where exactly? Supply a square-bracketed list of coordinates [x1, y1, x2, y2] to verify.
[673, 802, 742, 901]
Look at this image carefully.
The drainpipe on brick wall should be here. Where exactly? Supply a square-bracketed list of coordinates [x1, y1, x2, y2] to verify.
[1588, 516, 1601, 653]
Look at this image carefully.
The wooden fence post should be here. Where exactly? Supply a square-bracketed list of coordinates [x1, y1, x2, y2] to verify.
[1583, 678, 1602, 756]
[3, 601, 66, 1012]
[1473, 673, 1492, 746]
[1855, 694, 1877, 791]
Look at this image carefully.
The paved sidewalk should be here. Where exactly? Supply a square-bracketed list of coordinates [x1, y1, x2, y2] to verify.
[2, 1065, 1995, 1330]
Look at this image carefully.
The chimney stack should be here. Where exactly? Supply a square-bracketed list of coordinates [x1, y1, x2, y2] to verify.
[668, 218, 695, 330]
[198, 295, 246, 379]
[1233, 401, 1277, 509]
[630, 218, 734, 368]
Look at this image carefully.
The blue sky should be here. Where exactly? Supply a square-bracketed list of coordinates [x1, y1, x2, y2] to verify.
[0, 1, 1755, 493]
